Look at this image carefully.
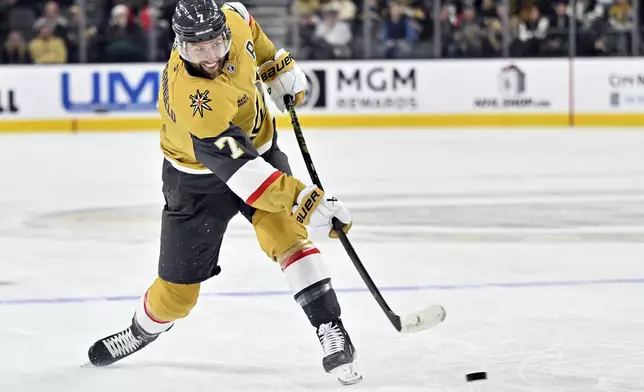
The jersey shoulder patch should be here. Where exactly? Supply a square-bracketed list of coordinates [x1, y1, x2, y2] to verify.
[222, 2, 252, 25]
[188, 89, 214, 118]
[180, 83, 238, 140]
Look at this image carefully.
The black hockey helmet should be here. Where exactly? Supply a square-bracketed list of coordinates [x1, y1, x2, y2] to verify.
[172, 0, 228, 42]
[172, 0, 232, 64]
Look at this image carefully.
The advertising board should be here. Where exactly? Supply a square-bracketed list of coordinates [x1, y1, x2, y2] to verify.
[0, 59, 642, 132]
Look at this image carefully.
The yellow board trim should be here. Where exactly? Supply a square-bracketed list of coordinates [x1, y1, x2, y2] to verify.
[0, 120, 74, 133]
[275, 114, 570, 128]
[1, 113, 644, 133]
[573, 113, 644, 127]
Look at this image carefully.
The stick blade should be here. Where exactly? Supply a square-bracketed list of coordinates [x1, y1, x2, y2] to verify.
[399, 305, 446, 333]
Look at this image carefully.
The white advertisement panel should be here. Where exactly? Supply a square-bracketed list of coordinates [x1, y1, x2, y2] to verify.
[0, 67, 61, 119]
[0, 64, 164, 120]
[60, 64, 161, 117]
[574, 59, 644, 113]
[0, 59, 569, 122]
[267, 61, 420, 115]
[294, 59, 568, 114]
[326, 62, 419, 113]
[423, 60, 568, 113]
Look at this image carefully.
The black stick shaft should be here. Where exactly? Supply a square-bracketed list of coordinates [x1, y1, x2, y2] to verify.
[284, 96, 402, 331]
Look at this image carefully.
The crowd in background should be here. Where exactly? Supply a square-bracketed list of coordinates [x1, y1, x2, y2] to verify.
[0, 0, 176, 64]
[290, 0, 642, 59]
[0, 0, 641, 64]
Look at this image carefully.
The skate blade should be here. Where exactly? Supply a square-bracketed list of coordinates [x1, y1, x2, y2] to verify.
[331, 362, 363, 386]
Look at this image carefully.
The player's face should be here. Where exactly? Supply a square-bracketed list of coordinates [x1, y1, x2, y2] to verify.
[184, 35, 231, 72]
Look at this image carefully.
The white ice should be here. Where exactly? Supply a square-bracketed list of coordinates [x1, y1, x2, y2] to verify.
[1, 128, 643, 392]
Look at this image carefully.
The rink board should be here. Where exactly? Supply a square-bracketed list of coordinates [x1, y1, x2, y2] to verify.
[0, 58, 643, 132]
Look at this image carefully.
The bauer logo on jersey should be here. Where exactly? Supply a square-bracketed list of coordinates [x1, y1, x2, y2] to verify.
[190, 89, 213, 118]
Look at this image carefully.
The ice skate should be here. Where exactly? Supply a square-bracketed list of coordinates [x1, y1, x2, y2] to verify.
[317, 318, 362, 385]
[87, 316, 165, 367]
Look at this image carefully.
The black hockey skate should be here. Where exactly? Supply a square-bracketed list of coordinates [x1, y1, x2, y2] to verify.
[88, 316, 162, 366]
[317, 318, 362, 385]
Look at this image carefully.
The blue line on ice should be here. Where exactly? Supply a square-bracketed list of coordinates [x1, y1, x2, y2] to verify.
[1, 278, 643, 306]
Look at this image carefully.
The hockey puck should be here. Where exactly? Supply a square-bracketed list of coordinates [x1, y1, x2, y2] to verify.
[466, 372, 487, 382]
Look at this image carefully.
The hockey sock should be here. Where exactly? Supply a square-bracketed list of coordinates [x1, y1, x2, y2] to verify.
[135, 291, 175, 334]
[297, 279, 341, 327]
[278, 241, 341, 327]
[135, 278, 200, 334]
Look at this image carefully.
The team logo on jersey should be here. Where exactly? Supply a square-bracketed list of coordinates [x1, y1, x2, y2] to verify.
[189, 89, 212, 118]
[226, 64, 236, 73]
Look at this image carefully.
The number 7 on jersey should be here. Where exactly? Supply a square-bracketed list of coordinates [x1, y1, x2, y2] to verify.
[215, 136, 244, 159]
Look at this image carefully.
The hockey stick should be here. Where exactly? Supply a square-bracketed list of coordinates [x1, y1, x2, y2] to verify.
[283, 96, 446, 333]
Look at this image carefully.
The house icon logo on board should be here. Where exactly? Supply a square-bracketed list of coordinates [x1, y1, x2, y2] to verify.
[498, 65, 526, 96]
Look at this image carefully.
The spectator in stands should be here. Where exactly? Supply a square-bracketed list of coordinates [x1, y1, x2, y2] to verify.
[29, 23, 67, 63]
[454, 6, 485, 57]
[568, 0, 606, 55]
[398, 0, 430, 56]
[482, 19, 504, 57]
[311, 2, 352, 59]
[607, 0, 633, 54]
[549, 1, 572, 32]
[379, 0, 418, 58]
[33, 1, 68, 39]
[479, 0, 498, 19]
[1, 30, 31, 63]
[439, 2, 458, 57]
[331, 0, 357, 21]
[545, 0, 572, 55]
[293, 10, 320, 59]
[609, 0, 633, 31]
[66, 5, 98, 63]
[101, 4, 146, 62]
[477, 0, 504, 56]
[1, 0, 38, 41]
[517, 5, 548, 56]
[568, 0, 604, 29]
[291, 0, 321, 17]
[140, 5, 173, 61]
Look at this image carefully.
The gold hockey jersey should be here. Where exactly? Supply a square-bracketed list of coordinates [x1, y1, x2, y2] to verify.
[158, 2, 305, 213]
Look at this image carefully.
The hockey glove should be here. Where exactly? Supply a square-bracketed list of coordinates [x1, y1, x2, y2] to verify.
[258, 48, 307, 113]
[292, 185, 352, 238]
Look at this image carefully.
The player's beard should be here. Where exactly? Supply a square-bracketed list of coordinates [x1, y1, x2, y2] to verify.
[200, 59, 224, 79]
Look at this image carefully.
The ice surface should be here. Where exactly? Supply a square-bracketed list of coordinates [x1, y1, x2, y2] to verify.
[1, 128, 643, 391]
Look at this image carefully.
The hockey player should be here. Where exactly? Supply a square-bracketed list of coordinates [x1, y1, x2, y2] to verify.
[87, 0, 361, 385]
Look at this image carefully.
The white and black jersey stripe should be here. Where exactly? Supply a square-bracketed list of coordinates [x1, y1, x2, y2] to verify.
[190, 125, 281, 205]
